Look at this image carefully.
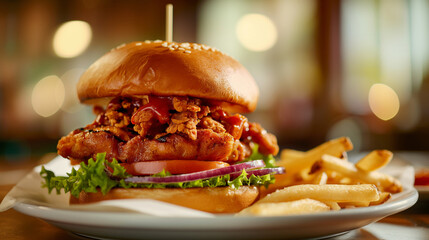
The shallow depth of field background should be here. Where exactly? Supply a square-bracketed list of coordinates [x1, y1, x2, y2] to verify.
[0, 0, 428, 164]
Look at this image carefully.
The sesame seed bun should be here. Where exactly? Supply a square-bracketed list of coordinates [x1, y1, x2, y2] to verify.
[70, 186, 259, 214]
[77, 41, 259, 113]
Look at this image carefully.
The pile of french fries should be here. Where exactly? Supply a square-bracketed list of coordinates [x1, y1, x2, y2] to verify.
[238, 137, 403, 216]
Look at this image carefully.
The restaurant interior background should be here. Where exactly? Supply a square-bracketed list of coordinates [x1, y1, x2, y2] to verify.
[0, 0, 428, 165]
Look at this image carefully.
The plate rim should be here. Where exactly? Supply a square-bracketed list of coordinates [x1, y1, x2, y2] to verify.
[13, 187, 418, 230]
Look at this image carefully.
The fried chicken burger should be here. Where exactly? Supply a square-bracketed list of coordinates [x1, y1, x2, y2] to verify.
[41, 41, 283, 213]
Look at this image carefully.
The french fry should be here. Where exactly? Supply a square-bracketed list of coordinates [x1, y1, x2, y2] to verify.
[338, 201, 370, 208]
[253, 138, 402, 216]
[273, 174, 296, 185]
[322, 201, 341, 210]
[313, 172, 328, 185]
[260, 171, 326, 198]
[316, 154, 402, 193]
[304, 137, 354, 158]
[341, 193, 391, 207]
[370, 192, 391, 206]
[280, 149, 305, 161]
[258, 184, 380, 204]
[238, 199, 330, 216]
[277, 137, 353, 176]
[355, 150, 393, 172]
[337, 177, 361, 185]
[258, 174, 296, 198]
[341, 151, 348, 160]
[298, 169, 314, 181]
[325, 171, 343, 184]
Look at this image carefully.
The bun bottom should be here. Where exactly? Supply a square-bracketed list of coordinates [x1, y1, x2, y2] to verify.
[70, 186, 259, 213]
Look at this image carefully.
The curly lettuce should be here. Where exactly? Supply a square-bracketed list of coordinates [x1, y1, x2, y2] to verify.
[40, 152, 275, 198]
[244, 144, 276, 168]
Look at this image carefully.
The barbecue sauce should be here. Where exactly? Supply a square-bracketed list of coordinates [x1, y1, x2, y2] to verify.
[131, 96, 172, 124]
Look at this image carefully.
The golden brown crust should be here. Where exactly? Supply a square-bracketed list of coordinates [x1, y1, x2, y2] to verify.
[77, 41, 259, 113]
[70, 186, 259, 213]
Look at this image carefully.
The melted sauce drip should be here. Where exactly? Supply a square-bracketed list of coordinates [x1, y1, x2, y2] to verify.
[131, 96, 172, 124]
[214, 110, 247, 140]
[224, 114, 247, 140]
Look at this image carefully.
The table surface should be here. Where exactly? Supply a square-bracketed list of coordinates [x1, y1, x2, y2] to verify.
[1, 159, 429, 240]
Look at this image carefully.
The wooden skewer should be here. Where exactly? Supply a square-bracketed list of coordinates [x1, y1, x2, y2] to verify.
[166, 4, 173, 42]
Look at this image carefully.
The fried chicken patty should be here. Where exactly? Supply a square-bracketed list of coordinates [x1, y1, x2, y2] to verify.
[57, 96, 279, 163]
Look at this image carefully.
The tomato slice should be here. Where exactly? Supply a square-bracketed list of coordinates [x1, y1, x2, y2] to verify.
[121, 160, 230, 175]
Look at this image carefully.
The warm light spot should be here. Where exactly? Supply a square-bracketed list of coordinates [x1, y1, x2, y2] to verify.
[32, 75, 65, 117]
[53, 20, 92, 58]
[368, 83, 400, 121]
[236, 14, 277, 52]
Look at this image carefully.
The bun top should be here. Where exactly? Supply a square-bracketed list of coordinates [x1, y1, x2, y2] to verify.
[77, 41, 259, 113]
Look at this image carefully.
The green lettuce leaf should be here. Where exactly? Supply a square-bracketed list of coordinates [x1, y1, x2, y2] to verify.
[40, 152, 275, 198]
[244, 144, 277, 168]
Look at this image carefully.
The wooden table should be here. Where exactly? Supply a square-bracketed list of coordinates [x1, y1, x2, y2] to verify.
[1, 164, 429, 240]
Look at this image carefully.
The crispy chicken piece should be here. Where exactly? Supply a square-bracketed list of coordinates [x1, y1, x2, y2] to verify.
[166, 111, 199, 140]
[172, 97, 202, 112]
[119, 129, 235, 163]
[57, 130, 120, 162]
[243, 122, 279, 156]
[57, 129, 238, 163]
[132, 109, 155, 136]
[58, 97, 280, 164]
[88, 126, 134, 141]
[199, 117, 226, 133]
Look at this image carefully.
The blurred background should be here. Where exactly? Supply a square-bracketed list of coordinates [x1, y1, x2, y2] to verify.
[0, 0, 428, 164]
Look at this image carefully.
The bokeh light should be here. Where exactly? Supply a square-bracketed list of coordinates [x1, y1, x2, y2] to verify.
[53, 20, 92, 58]
[31, 75, 65, 117]
[368, 83, 400, 121]
[236, 13, 277, 52]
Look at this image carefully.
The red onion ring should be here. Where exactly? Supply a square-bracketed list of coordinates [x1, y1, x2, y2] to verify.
[122, 160, 265, 184]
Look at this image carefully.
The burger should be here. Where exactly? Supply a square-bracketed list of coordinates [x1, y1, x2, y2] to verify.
[41, 40, 283, 213]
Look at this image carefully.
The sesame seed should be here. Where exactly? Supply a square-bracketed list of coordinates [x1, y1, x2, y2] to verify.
[202, 45, 210, 50]
[154, 40, 162, 43]
[169, 47, 175, 51]
[144, 40, 152, 43]
[178, 47, 185, 51]
[181, 43, 190, 48]
[136, 42, 142, 46]
[185, 50, 191, 53]
[161, 42, 168, 47]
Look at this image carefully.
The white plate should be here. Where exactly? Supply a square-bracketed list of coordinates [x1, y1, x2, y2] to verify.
[13, 187, 418, 240]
